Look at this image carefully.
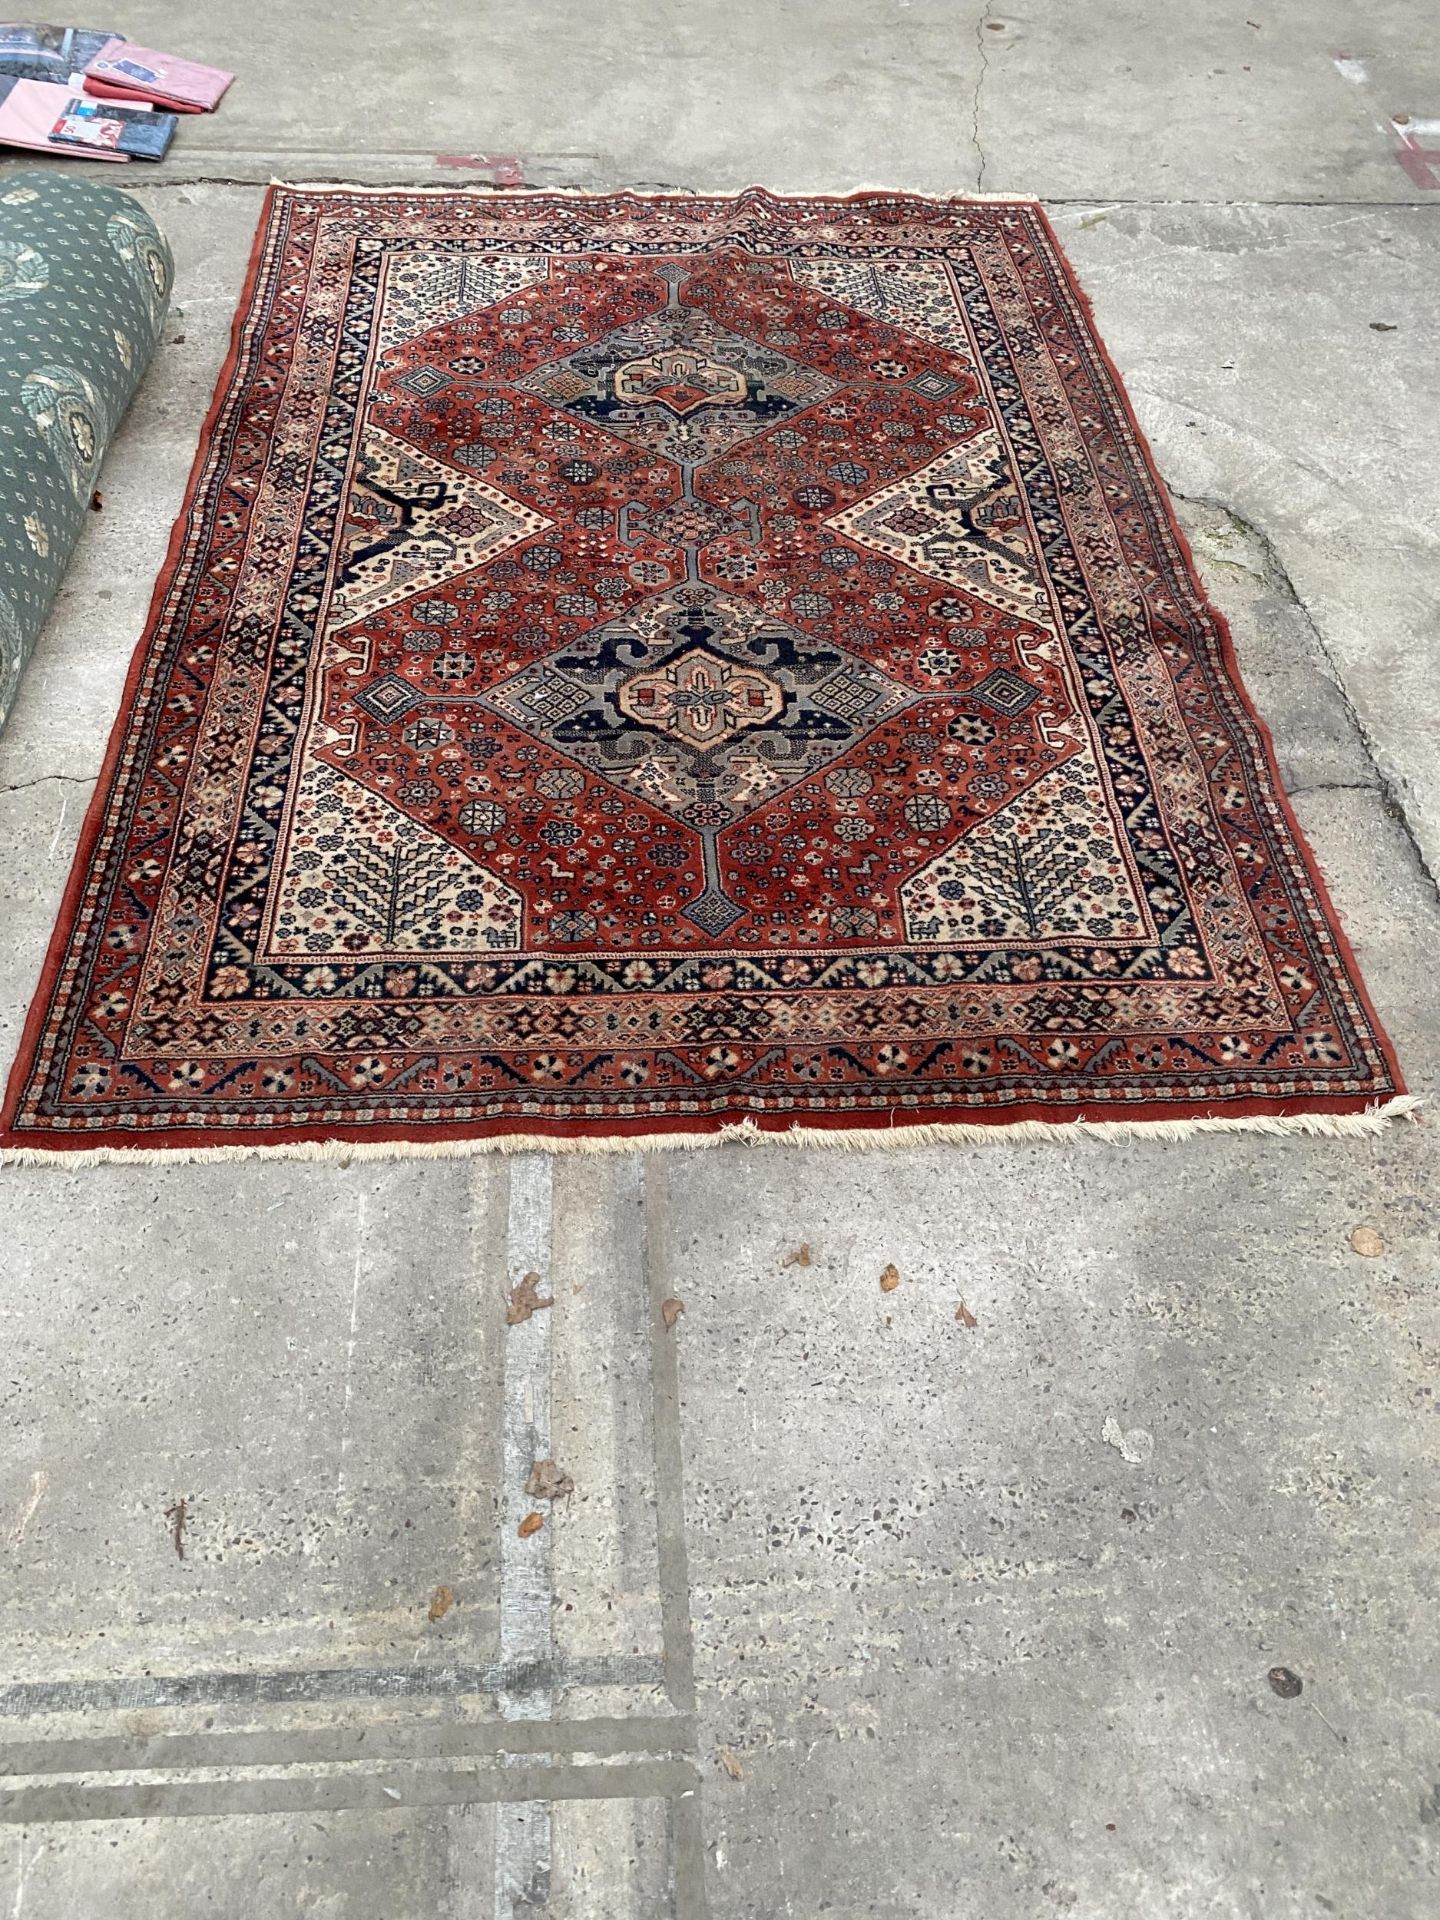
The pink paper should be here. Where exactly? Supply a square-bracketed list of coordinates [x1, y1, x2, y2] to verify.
[85, 38, 233, 111]
[0, 78, 128, 158]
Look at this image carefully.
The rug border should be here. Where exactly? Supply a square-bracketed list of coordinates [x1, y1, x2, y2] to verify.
[0, 185, 1412, 1165]
[1026, 198, 1407, 1105]
[0, 182, 282, 1159]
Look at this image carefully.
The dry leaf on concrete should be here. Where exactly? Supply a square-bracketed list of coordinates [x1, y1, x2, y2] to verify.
[1349, 1225, 1385, 1257]
[955, 1299, 978, 1329]
[782, 1244, 811, 1268]
[661, 1297, 684, 1331]
[163, 1498, 188, 1562]
[427, 1585, 455, 1622]
[717, 1748, 745, 1780]
[525, 1459, 575, 1501]
[880, 1263, 901, 1293]
[506, 1272, 555, 1324]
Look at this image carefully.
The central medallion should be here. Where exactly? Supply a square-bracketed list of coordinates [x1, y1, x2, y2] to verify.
[517, 275, 840, 467]
[616, 641, 786, 750]
[484, 584, 915, 934]
[612, 345, 749, 414]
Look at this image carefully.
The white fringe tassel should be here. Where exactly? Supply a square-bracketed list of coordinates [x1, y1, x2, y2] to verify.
[267, 180, 1043, 205]
[0, 1095, 1421, 1169]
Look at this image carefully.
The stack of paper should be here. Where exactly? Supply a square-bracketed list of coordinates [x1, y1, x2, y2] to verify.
[83, 38, 232, 113]
[0, 21, 232, 160]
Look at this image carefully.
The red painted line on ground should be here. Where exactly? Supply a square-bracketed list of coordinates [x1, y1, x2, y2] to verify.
[1393, 136, 1440, 190]
[434, 153, 526, 185]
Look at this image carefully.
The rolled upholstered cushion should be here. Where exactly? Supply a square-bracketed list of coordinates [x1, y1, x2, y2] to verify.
[0, 169, 172, 732]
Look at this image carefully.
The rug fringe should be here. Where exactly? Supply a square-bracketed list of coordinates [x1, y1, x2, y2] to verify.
[0, 1096, 1420, 1168]
[266, 180, 1043, 206]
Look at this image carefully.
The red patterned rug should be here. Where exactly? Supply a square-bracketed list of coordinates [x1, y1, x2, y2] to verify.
[0, 187, 1409, 1160]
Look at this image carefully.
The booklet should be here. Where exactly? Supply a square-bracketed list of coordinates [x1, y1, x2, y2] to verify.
[49, 93, 173, 158]
[0, 22, 116, 80]
[83, 37, 232, 111]
[0, 73, 126, 156]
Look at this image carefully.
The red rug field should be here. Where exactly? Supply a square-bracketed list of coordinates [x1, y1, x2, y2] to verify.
[0, 187, 1408, 1160]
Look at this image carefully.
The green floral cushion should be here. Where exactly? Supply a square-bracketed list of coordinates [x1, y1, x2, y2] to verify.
[0, 169, 171, 731]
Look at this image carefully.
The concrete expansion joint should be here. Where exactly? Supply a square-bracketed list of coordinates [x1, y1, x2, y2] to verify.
[102, 182, 1440, 210]
[1173, 487, 1440, 905]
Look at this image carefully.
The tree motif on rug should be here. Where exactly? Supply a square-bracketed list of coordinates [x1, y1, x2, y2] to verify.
[0, 189, 1405, 1156]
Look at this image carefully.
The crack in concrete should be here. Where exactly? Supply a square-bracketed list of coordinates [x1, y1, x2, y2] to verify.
[0, 772, 95, 796]
[1174, 489, 1440, 904]
[969, 3, 996, 191]
[1286, 780, 1379, 797]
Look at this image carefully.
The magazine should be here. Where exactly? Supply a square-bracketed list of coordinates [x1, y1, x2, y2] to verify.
[49, 93, 173, 158]
[0, 73, 126, 156]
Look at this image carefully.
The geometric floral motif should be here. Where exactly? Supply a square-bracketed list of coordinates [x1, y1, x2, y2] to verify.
[0, 188, 1404, 1158]
[266, 760, 521, 958]
[331, 427, 551, 625]
[901, 757, 1149, 945]
[485, 580, 916, 933]
[789, 258, 979, 363]
[517, 280, 840, 466]
[826, 427, 1054, 629]
[377, 251, 550, 352]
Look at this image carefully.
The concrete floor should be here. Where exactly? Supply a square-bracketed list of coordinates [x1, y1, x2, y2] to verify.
[1, 5, 1438, 1915]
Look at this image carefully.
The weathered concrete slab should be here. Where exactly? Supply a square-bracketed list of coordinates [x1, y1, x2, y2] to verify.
[24, 2, 1440, 202]
[1061, 201, 1440, 880]
[1, 4, 1438, 1913]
